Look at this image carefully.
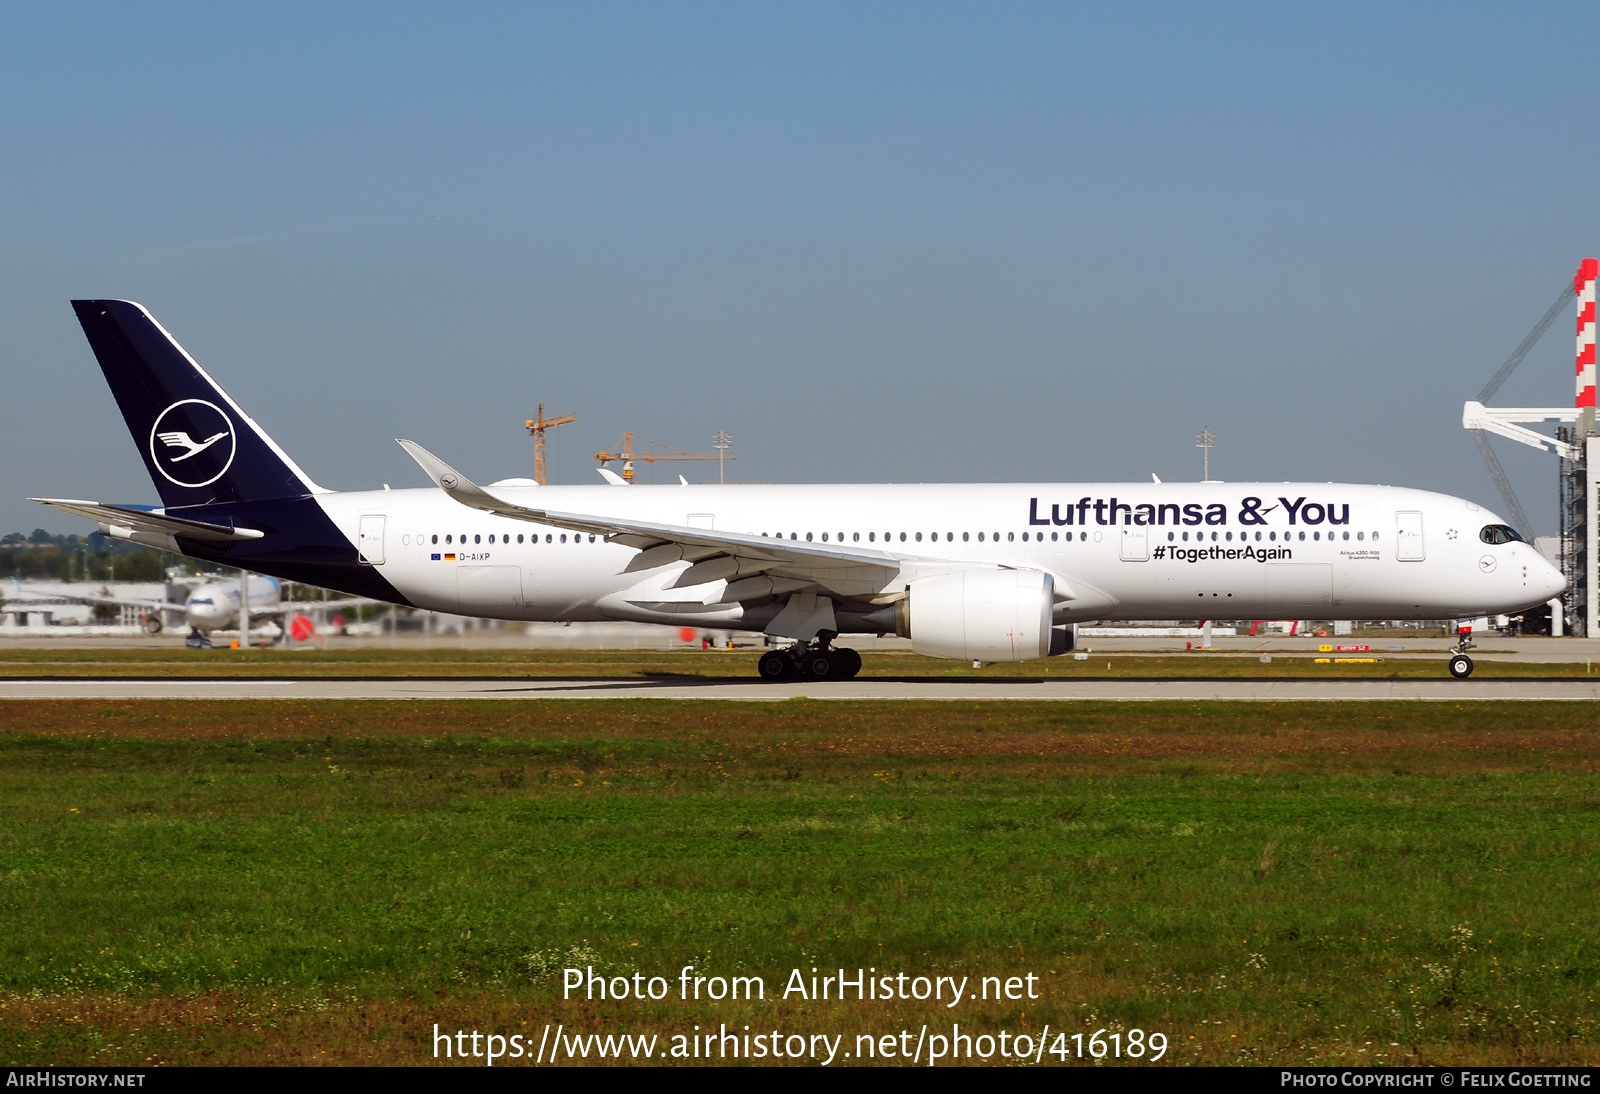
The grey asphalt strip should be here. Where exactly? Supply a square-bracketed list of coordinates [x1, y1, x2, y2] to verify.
[2, 677, 1600, 700]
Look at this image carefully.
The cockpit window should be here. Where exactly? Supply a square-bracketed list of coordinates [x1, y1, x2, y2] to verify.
[1479, 524, 1523, 545]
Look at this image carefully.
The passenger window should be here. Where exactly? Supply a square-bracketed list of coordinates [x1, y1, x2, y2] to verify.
[445, 535, 452, 544]
[1008, 532, 1015, 542]
[1313, 531, 1320, 541]
[1051, 532, 1058, 541]
[1225, 532, 1232, 542]
[1298, 532, 1306, 541]
[853, 533, 859, 542]
[1357, 532, 1364, 541]
[899, 533, 906, 542]
[869, 533, 875, 542]
[822, 533, 829, 542]
[432, 535, 439, 544]
[963, 532, 970, 541]
[978, 533, 985, 542]
[807, 532, 813, 541]
[488, 534, 495, 544]
[560, 534, 567, 543]
[1167, 532, 1174, 542]
[545, 534, 553, 543]
[1372, 532, 1379, 540]
[915, 532, 922, 542]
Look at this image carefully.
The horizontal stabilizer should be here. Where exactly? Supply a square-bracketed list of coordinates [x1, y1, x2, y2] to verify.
[31, 498, 265, 543]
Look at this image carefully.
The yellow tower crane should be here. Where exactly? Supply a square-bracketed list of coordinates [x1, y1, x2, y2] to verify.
[594, 432, 735, 483]
[525, 404, 578, 485]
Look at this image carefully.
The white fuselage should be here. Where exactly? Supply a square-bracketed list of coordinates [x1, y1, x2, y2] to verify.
[304, 481, 1564, 630]
[182, 574, 281, 632]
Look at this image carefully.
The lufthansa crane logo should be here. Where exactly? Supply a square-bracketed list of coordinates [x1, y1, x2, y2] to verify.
[149, 399, 237, 488]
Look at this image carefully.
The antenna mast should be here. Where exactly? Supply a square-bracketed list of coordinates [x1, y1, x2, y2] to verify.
[1196, 426, 1216, 482]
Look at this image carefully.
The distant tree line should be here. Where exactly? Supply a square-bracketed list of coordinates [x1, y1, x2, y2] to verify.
[0, 530, 216, 583]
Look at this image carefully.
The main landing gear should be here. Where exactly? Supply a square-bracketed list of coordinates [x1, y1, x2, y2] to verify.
[758, 638, 862, 680]
[1447, 626, 1475, 679]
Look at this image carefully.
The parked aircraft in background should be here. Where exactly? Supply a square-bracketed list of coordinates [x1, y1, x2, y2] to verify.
[34, 301, 1566, 678]
[50, 571, 369, 647]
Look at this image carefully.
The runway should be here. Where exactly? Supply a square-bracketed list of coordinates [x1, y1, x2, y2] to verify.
[4, 675, 1600, 700]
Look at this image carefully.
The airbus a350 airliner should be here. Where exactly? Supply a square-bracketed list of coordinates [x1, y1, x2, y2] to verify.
[35, 300, 1564, 679]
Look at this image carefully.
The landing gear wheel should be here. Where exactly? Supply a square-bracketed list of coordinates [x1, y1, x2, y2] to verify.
[802, 652, 834, 678]
[143, 616, 163, 635]
[758, 650, 792, 680]
[833, 648, 862, 678]
[1448, 654, 1474, 679]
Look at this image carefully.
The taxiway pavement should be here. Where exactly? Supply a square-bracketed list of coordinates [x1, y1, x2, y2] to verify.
[3, 676, 1600, 701]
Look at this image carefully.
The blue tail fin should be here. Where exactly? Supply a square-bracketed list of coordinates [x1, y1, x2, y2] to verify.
[71, 300, 323, 508]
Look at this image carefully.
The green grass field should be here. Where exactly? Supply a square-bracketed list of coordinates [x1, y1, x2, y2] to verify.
[0, 645, 1594, 679]
[2, 698, 1596, 1066]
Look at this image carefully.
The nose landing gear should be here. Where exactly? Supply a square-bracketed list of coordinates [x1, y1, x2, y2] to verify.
[1447, 625, 1475, 679]
[757, 638, 862, 680]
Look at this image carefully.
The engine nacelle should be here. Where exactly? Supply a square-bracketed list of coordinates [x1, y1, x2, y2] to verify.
[894, 569, 1068, 662]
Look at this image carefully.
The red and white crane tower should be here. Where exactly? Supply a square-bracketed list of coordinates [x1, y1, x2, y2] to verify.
[1462, 257, 1598, 634]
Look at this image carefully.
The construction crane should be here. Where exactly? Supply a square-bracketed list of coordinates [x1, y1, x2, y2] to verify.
[594, 431, 735, 483]
[524, 403, 578, 485]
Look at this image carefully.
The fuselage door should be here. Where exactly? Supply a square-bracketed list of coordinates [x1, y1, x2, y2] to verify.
[358, 514, 386, 565]
[1120, 526, 1149, 561]
[1395, 511, 1424, 561]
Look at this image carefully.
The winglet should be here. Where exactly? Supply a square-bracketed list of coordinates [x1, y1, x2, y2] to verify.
[1151, 473, 1162, 483]
[597, 468, 629, 486]
[396, 439, 530, 518]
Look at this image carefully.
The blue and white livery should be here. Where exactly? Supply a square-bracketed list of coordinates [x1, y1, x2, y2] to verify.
[35, 300, 1564, 679]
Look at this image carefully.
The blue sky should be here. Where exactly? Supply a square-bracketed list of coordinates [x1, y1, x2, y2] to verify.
[4, 3, 1597, 535]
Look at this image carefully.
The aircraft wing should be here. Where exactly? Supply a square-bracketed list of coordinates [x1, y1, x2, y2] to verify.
[278, 597, 384, 615]
[42, 591, 181, 613]
[31, 498, 266, 546]
[397, 440, 902, 599]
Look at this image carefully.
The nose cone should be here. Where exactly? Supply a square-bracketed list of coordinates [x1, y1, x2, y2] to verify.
[187, 599, 223, 630]
[1538, 555, 1567, 600]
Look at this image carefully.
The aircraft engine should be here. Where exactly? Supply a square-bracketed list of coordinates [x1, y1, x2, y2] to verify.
[893, 569, 1074, 662]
